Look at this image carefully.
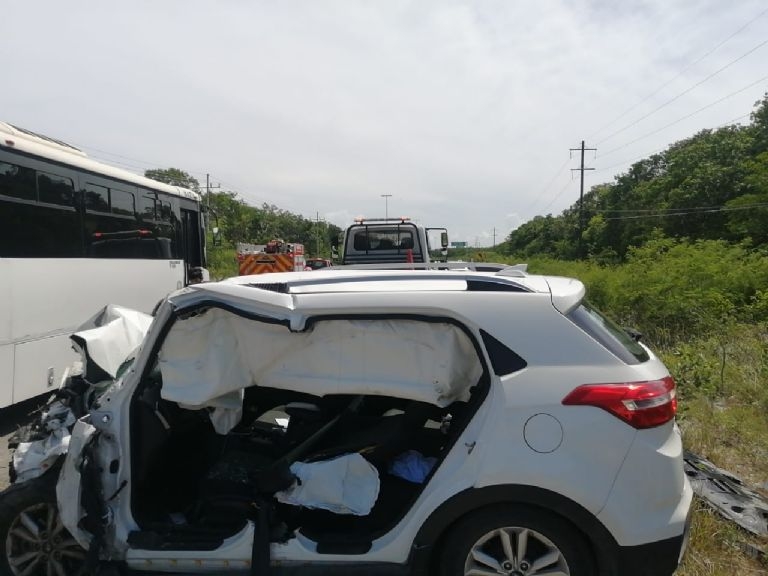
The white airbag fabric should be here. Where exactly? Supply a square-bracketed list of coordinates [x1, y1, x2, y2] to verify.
[72, 304, 153, 378]
[159, 308, 482, 407]
[276, 453, 380, 516]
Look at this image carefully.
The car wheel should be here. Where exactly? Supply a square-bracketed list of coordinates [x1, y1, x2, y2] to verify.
[0, 476, 87, 576]
[439, 505, 595, 576]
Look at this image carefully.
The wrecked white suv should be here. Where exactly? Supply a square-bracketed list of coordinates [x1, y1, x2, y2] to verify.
[1, 267, 692, 576]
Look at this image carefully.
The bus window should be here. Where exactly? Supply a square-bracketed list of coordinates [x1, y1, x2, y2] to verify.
[0, 161, 36, 201]
[140, 192, 158, 221]
[88, 230, 172, 259]
[85, 183, 110, 212]
[38, 171, 74, 206]
[159, 201, 173, 223]
[111, 188, 135, 216]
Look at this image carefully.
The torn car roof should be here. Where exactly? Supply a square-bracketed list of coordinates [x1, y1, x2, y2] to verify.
[172, 268, 585, 315]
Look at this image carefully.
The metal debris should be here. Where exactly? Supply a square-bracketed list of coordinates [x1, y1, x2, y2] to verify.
[684, 450, 768, 536]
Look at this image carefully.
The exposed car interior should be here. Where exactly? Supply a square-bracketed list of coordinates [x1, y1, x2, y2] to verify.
[128, 310, 489, 553]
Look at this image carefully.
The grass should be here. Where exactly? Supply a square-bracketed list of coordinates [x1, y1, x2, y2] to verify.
[662, 325, 768, 575]
[678, 501, 767, 575]
[207, 244, 238, 280]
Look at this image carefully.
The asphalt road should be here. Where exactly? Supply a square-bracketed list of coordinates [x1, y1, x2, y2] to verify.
[0, 395, 49, 491]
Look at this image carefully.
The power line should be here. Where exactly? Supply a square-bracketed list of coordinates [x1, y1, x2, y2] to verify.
[593, 147, 667, 175]
[595, 203, 751, 213]
[523, 158, 571, 212]
[540, 175, 575, 213]
[588, 6, 768, 140]
[602, 203, 768, 221]
[599, 72, 768, 159]
[596, 36, 768, 145]
[591, 112, 753, 176]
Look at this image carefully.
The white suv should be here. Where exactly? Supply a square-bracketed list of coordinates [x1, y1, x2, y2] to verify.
[1, 267, 692, 576]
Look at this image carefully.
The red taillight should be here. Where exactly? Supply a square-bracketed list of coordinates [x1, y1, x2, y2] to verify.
[562, 376, 677, 429]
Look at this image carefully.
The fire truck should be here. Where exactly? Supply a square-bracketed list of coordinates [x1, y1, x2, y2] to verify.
[237, 239, 306, 275]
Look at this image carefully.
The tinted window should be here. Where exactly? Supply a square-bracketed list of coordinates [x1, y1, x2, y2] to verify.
[111, 188, 135, 216]
[351, 229, 415, 251]
[159, 200, 173, 222]
[140, 192, 157, 220]
[85, 183, 110, 212]
[38, 172, 74, 206]
[567, 302, 649, 364]
[0, 161, 36, 201]
[89, 236, 172, 259]
[480, 329, 527, 376]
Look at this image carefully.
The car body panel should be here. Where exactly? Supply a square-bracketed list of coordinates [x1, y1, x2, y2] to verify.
[3, 267, 691, 574]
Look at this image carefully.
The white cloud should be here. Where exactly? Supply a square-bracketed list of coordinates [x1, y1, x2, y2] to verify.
[2, 0, 767, 243]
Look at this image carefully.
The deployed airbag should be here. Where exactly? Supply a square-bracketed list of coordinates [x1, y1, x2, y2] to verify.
[71, 304, 153, 379]
[159, 308, 482, 407]
[276, 453, 380, 516]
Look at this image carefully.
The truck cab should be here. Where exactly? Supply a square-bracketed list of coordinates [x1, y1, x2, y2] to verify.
[339, 217, 448, 265]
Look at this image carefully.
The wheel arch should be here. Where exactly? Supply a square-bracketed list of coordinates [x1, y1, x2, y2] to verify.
[408, 484, 621, 576]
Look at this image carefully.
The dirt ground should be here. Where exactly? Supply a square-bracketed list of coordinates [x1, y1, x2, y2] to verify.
[0, 396, 48, 491]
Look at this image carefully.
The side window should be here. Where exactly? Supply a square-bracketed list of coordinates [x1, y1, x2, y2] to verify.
[566, 303, 649, 364]
[85, 183, 110, 212]
[111, 188, 135, 216]
[480, 329, 527, 376]
[140, 192, 158, 220]
[353, 232, 368, 251]
[159, 201, 173, 223]
[398, 232, 414, 249]
[38, 171, 74, 206]
[0, 161, 37, 201]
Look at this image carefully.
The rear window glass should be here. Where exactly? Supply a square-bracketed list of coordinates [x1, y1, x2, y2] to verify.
[567, 302, 649, 364]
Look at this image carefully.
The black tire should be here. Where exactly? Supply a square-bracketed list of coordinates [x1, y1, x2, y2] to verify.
[439, 505, 595, 576]
[0, 474, 86, 576]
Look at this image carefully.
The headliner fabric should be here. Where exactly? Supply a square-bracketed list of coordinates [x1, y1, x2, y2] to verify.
[159, 308, 482, 407]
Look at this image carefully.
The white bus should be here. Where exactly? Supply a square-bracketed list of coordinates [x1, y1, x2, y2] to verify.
[0, 121, 208, 408]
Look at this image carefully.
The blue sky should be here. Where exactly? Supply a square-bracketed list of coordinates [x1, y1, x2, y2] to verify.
[3, 0, 767, 244]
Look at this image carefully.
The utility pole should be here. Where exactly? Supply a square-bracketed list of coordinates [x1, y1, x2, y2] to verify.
[492, 227, 496, 247]
[381, 194, 392, 219]
[205, 173, 221, 227]
[316, 211, 320, 256]
[570, 141, 596, 259]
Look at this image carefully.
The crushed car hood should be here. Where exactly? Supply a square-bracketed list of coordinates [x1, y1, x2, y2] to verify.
[10, 305, 152, 484]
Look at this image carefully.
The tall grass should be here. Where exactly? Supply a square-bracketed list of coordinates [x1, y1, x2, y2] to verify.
[206, 244, 238, 280]
[524, 242, 768, 573]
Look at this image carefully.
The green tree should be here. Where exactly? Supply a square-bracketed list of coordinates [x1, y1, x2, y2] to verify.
[507, 96, 768, 261]
[145, 168, 200, 192]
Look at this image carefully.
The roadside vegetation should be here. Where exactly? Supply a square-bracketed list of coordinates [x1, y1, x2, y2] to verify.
[491, 94, 768, 574]
[521, 249, 768, 575]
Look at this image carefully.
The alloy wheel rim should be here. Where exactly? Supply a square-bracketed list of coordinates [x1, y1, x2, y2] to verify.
[464, 526, 570, 576]
[5, 502, 86, 576]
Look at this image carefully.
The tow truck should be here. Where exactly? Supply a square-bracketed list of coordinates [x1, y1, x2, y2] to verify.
[336, 217, 449, 266]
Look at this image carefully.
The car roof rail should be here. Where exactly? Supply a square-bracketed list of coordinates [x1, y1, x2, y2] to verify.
[330, 262, 528, 275]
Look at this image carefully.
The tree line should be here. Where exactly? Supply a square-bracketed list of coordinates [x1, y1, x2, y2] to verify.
[505, 93, 768, 263]
[143, 169, 343, 258]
